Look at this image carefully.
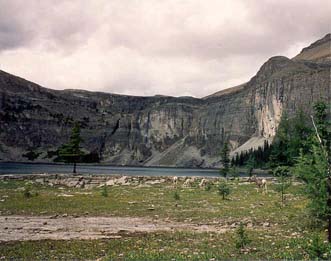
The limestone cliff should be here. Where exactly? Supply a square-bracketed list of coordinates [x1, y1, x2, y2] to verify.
[0, 34, 330, 167]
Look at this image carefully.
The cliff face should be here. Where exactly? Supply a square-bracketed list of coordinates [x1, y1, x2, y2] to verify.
[0, 34, 330, 167]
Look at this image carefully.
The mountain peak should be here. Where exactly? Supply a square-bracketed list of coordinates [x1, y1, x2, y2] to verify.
[293, 33, 331, 62]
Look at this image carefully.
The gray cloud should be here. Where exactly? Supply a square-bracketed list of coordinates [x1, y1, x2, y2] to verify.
[0, 0, 97, 52]
[0, 1, 33, 50]
[0, 0, 330, 97]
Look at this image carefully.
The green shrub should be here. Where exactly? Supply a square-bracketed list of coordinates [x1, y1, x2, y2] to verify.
[173, 191, 180, 200]
[23, 185, 33, 198]
[235, 222, 251, 250]
[229, 167, 239, 181]
[100, 186, 109, 197]
[305, 234, 330, 260]
[23, 187, 32, 198]
[218, 182, 230, 200]
[205, 183, 212, 191]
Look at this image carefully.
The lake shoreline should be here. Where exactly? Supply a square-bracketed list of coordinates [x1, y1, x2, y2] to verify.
[0, 173, 276, 189]
[0, 161, 220, 170]
[0, 162, 271, 177]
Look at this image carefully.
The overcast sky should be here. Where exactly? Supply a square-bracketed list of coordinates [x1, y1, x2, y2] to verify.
[0, 0, 330, 97]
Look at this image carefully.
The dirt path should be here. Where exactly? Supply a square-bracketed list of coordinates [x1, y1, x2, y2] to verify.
[0, 216, 228, 242]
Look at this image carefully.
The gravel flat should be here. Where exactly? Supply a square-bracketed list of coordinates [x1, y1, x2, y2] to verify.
[0, 215, 227, 242]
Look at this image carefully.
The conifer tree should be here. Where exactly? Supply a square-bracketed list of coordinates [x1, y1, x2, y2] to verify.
[273, 166, 291, 207]
[246, 155, 255, 177]
[294, 101, 331, 241]
[58, 122, 85, 173]
[270, 112, 291, 166]
[235, 222, 251, 249]
[220, 141, 230, 178]
[218, 182, 231, 200]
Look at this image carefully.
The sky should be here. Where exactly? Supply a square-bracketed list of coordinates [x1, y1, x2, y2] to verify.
[0, 0, 330, 98]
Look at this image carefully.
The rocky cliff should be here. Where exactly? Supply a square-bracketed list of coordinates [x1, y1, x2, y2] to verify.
[0, 34, 330, 167]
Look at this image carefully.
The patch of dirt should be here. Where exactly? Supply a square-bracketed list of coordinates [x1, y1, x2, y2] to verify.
[0, 215, 229, 242]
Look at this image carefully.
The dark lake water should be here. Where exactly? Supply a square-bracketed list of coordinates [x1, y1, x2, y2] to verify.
[0, 162, 222, 177]
[0, 162, 270, 177]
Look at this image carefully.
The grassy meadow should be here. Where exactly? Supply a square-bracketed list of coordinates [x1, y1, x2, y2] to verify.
[0, 178, 330, 260]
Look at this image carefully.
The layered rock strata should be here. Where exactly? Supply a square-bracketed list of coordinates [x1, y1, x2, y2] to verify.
[0, 34, 330, 167]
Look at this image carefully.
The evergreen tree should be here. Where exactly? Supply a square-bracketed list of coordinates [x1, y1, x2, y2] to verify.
[220, 141, 230, 178]
[314, 102, 328, 138]
[234, 153, 240, 166]
[245, 155, 255, 177]
[273, 166, 292, 207]
[231, 140, 272, 168]
[290, 109, 312, 156]
[223, 107, 321, 170]
[58, 123, 85, 173]
[235, 222, 251, 250]
[229, 166, 239, 180]
[100, 185, 109, 197]
[294, 102, 331, 241]
[230, 157, 235, 167]
[270, 112, 291, 166]
[218, 182, 231, 200]
[270, 110, 312, 167]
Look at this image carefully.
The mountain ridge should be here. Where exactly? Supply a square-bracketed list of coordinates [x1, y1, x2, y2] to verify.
[293, 33, 331, 62]
[0, 34, 330, 167]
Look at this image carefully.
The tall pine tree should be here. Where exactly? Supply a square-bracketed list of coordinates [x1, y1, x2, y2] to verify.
[220, 141, 230, 178]
[58, 123, 85, 173]
[294, 101, 331, 241]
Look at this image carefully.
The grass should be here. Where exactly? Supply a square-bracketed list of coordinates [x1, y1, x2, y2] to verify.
[0, 180, 307, 224]
[0, 178, 329, 260]
[1, 231, 331, 260]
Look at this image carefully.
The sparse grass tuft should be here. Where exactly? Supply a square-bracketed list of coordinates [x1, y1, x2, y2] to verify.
[173, 190, 180, 200]
[100, 185, 108, 197]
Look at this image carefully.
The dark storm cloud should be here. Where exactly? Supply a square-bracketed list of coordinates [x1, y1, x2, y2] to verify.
[0, 1, 33, 50]
[0, 0, 330, 97]
[0, 0, 97, 52]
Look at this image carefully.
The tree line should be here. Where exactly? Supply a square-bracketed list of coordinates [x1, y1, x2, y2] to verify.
[221, 101, 331, 241]
[231, 109, 314, 169]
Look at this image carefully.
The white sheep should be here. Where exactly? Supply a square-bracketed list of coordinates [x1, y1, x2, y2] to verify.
[172, 176, 178, 187]
[249, 175, 268, 194]
[183, 177, 195, 187]
[199, 178, 208, 188]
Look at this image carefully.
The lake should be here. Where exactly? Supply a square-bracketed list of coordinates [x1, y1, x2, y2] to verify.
[0, 162, 222, 177]
[0, 162, 270, 177]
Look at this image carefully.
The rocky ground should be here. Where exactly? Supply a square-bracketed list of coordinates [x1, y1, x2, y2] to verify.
[0, 215, 231, 242]
[0, 173, 320, 260]
[0, 174, 277, 243]
[0, 173, 276, 189]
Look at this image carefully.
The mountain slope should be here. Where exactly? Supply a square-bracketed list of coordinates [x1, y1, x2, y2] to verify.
[0, 34, 330, 167]
[293, 33, 331, 62]
[203, 83, 247, 99]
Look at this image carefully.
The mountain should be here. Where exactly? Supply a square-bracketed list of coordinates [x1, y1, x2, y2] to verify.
[293, 33, 331, 62]
[203, 83, 247, 99]
[0, 34, 330, 167]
